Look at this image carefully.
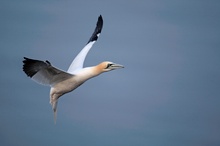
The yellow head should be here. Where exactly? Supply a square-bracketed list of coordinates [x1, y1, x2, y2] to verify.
[96, 61, 124, 73]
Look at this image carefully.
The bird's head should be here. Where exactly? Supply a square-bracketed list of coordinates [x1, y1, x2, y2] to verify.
[97, 61, 124, 73]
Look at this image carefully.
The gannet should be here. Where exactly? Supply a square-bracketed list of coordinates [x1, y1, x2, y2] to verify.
[22, 15, 123, 123]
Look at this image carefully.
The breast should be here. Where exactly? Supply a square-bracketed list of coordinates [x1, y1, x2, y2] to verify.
[52, 76, 83, 95]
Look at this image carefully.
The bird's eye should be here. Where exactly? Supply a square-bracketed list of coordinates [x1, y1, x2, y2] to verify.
[106, 63, 113, 69]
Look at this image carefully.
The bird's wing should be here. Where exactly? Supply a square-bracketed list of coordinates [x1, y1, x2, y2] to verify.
[67, 15, 103, 74]
[23, 57, 73, 86]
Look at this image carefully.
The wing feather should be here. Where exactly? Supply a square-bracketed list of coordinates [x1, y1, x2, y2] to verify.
[23, 57, 73, 86]
[67, 15, 103, 74]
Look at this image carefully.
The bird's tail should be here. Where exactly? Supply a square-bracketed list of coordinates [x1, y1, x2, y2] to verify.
[53, 107, 57, 124]
[50, 100, 58, 124]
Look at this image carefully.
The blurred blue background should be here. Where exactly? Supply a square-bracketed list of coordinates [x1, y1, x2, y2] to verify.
[1, 0, 220, 146]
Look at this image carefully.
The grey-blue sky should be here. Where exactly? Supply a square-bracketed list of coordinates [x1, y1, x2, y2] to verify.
[1, 0, 220, 146]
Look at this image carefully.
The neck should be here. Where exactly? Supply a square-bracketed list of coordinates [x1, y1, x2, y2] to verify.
[75, 65, 103, 82]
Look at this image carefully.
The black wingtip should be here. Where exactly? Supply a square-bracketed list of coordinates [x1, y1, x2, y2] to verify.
[23, 57, 29, 61]
[97, 15, 103, 32]
[87, 15, 104, 44]
[23, 57, 35, 77]
[98, 15, 103, 22]
[22, 57, 50, 78]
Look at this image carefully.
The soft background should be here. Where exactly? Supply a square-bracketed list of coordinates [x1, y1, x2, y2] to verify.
[1, 0, 220, 146]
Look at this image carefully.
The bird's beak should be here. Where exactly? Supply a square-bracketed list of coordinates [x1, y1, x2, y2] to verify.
[111, 63, 124, 69]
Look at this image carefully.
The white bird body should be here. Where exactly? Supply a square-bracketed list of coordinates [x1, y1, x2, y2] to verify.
[22, 15, 123, 123]
[50, 66, 101, 102]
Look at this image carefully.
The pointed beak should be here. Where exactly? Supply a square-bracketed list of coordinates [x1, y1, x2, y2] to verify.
[111, 63, 124, 69]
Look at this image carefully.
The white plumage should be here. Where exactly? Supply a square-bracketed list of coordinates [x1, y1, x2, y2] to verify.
[22, 15, 123, 123]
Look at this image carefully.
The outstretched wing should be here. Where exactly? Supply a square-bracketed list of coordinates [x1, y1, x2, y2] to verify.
[23, 57, 73, 86]
[67, 15, 103, 74]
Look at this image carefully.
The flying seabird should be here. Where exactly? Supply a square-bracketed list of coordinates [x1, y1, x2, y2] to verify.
[22, 15, 124, 123]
